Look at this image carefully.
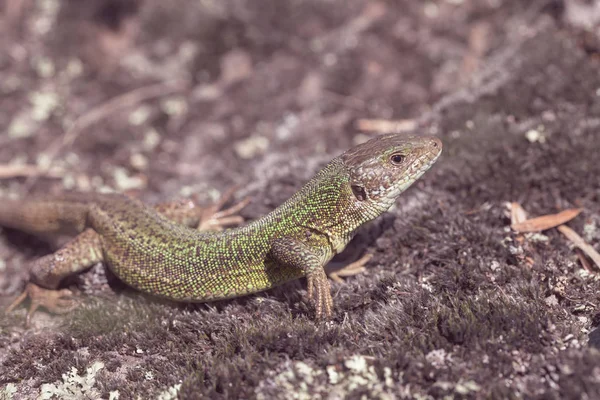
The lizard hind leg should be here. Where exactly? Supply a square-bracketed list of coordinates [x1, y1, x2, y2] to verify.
[195, 186, 250, 232]
[6, 228, 103, 325]
[153, 186, 250, 232]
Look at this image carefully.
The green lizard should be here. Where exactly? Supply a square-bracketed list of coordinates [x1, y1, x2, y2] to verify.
[0, 134, 441, 323]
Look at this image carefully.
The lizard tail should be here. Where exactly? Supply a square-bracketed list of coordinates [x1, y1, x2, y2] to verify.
[0, 197, 89, 235]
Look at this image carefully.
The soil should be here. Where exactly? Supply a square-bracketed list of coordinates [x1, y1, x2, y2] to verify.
[1, 0, 600, 398]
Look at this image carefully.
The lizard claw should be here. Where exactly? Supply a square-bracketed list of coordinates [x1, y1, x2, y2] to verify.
[196, 186, 251, 232]
[306, 269, 333, 320]
[328, 253, 373, 283]
[6, 283, 77, 326]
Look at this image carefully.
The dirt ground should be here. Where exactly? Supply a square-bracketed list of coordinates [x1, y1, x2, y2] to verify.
[1, 0, 600, 398]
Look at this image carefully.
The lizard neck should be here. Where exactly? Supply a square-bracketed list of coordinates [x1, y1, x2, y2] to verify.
[254, 157, 384, 253]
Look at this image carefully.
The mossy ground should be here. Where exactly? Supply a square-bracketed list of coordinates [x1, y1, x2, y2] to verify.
[1, 0, 600, 398]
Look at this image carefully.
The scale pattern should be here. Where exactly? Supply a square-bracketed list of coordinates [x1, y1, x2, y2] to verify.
[0, 134, 442, 311]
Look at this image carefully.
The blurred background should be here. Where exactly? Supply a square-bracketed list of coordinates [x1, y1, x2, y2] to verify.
[2, 1, 600, 398]
[1, 0, 594, 202]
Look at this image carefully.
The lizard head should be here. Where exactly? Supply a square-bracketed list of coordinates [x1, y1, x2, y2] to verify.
[341, 134, 442, 213]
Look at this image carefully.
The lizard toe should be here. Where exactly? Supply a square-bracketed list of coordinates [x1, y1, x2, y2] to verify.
[306, 270, 333, 320]
[6, 283, 78, 326]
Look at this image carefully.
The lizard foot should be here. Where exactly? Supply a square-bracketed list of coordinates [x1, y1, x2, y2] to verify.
[328, 253, 373, 283]
[197, 186, 251, 231]
[6, 283, 77, 326]
[306, 269, 333, 320]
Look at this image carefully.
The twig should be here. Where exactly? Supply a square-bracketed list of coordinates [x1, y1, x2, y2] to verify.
[575, 248, 595, 273]
[355, 118, 417, 134]
[0, 164, 62, 179]
[558, 225, 600, 270]
[25, 79, 187, 190]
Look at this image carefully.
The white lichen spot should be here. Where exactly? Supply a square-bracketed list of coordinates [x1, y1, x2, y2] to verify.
[34, 56, 56, 78]
[161, 97, 188, 117]
[109, 390, 120, 400]
[426, 349, 450, 368]
[144, 371, 154, 381]
[130, 153, 149, 170]
[525, 128, 546, 143]
[33, 0, 61, 35]
[489, 260, 500, 272]
[275, 113, 300, 141]
[295, 362, 316, 385]
[66, 58, 84, 78]
[383, 367, 394, 387]
[157, 383, 181, 400]
[527, 233, 549, 242]
[2, 75, 22, 94]
[8, 113, 37, 139]
[29, 91, 59, 121]
[143, 128, 162, 151]
[563, 333, 574, 342]
[129, 105, 152, 126]
[327, 365, 341, 384]
[421, 281, 434, 292]
[344, 355, 368, 373]
[352, 134, 371, 145]
[113, 167, 146, 191]
[583, 220, 597, 242]
[234, 135, 270, 159]
[545, 294, 558, 307]
[2, 383, 18, 399]
[178, 41, 198, 63]
[424, 2, 439, 17]
[36, 153, 53, 170]
[455, 380, 481, 394]
[258, 355, 398, 399]
[39, 361, 104, 400]
[572, 304, 587, 313]
[508, 245, 523, 255]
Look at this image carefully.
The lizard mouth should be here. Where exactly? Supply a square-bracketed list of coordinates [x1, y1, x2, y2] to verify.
[383, 144, 442, 201]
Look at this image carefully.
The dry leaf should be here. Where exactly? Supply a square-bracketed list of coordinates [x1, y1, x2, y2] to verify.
[511, 208, 582, 233]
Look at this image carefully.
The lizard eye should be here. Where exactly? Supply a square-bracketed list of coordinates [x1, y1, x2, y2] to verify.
[390, 154, 405, 165]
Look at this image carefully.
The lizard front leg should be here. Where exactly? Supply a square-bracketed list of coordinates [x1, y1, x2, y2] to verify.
[270, 238, 333, 319]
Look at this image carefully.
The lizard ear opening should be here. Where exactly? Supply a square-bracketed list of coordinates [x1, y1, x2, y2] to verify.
[351, 185, 367, 201]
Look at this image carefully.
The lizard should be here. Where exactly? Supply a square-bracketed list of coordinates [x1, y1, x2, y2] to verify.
[0, 134, 442, 324]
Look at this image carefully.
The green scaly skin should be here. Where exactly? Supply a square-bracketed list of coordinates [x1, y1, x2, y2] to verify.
[0, 134, 441, 320]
